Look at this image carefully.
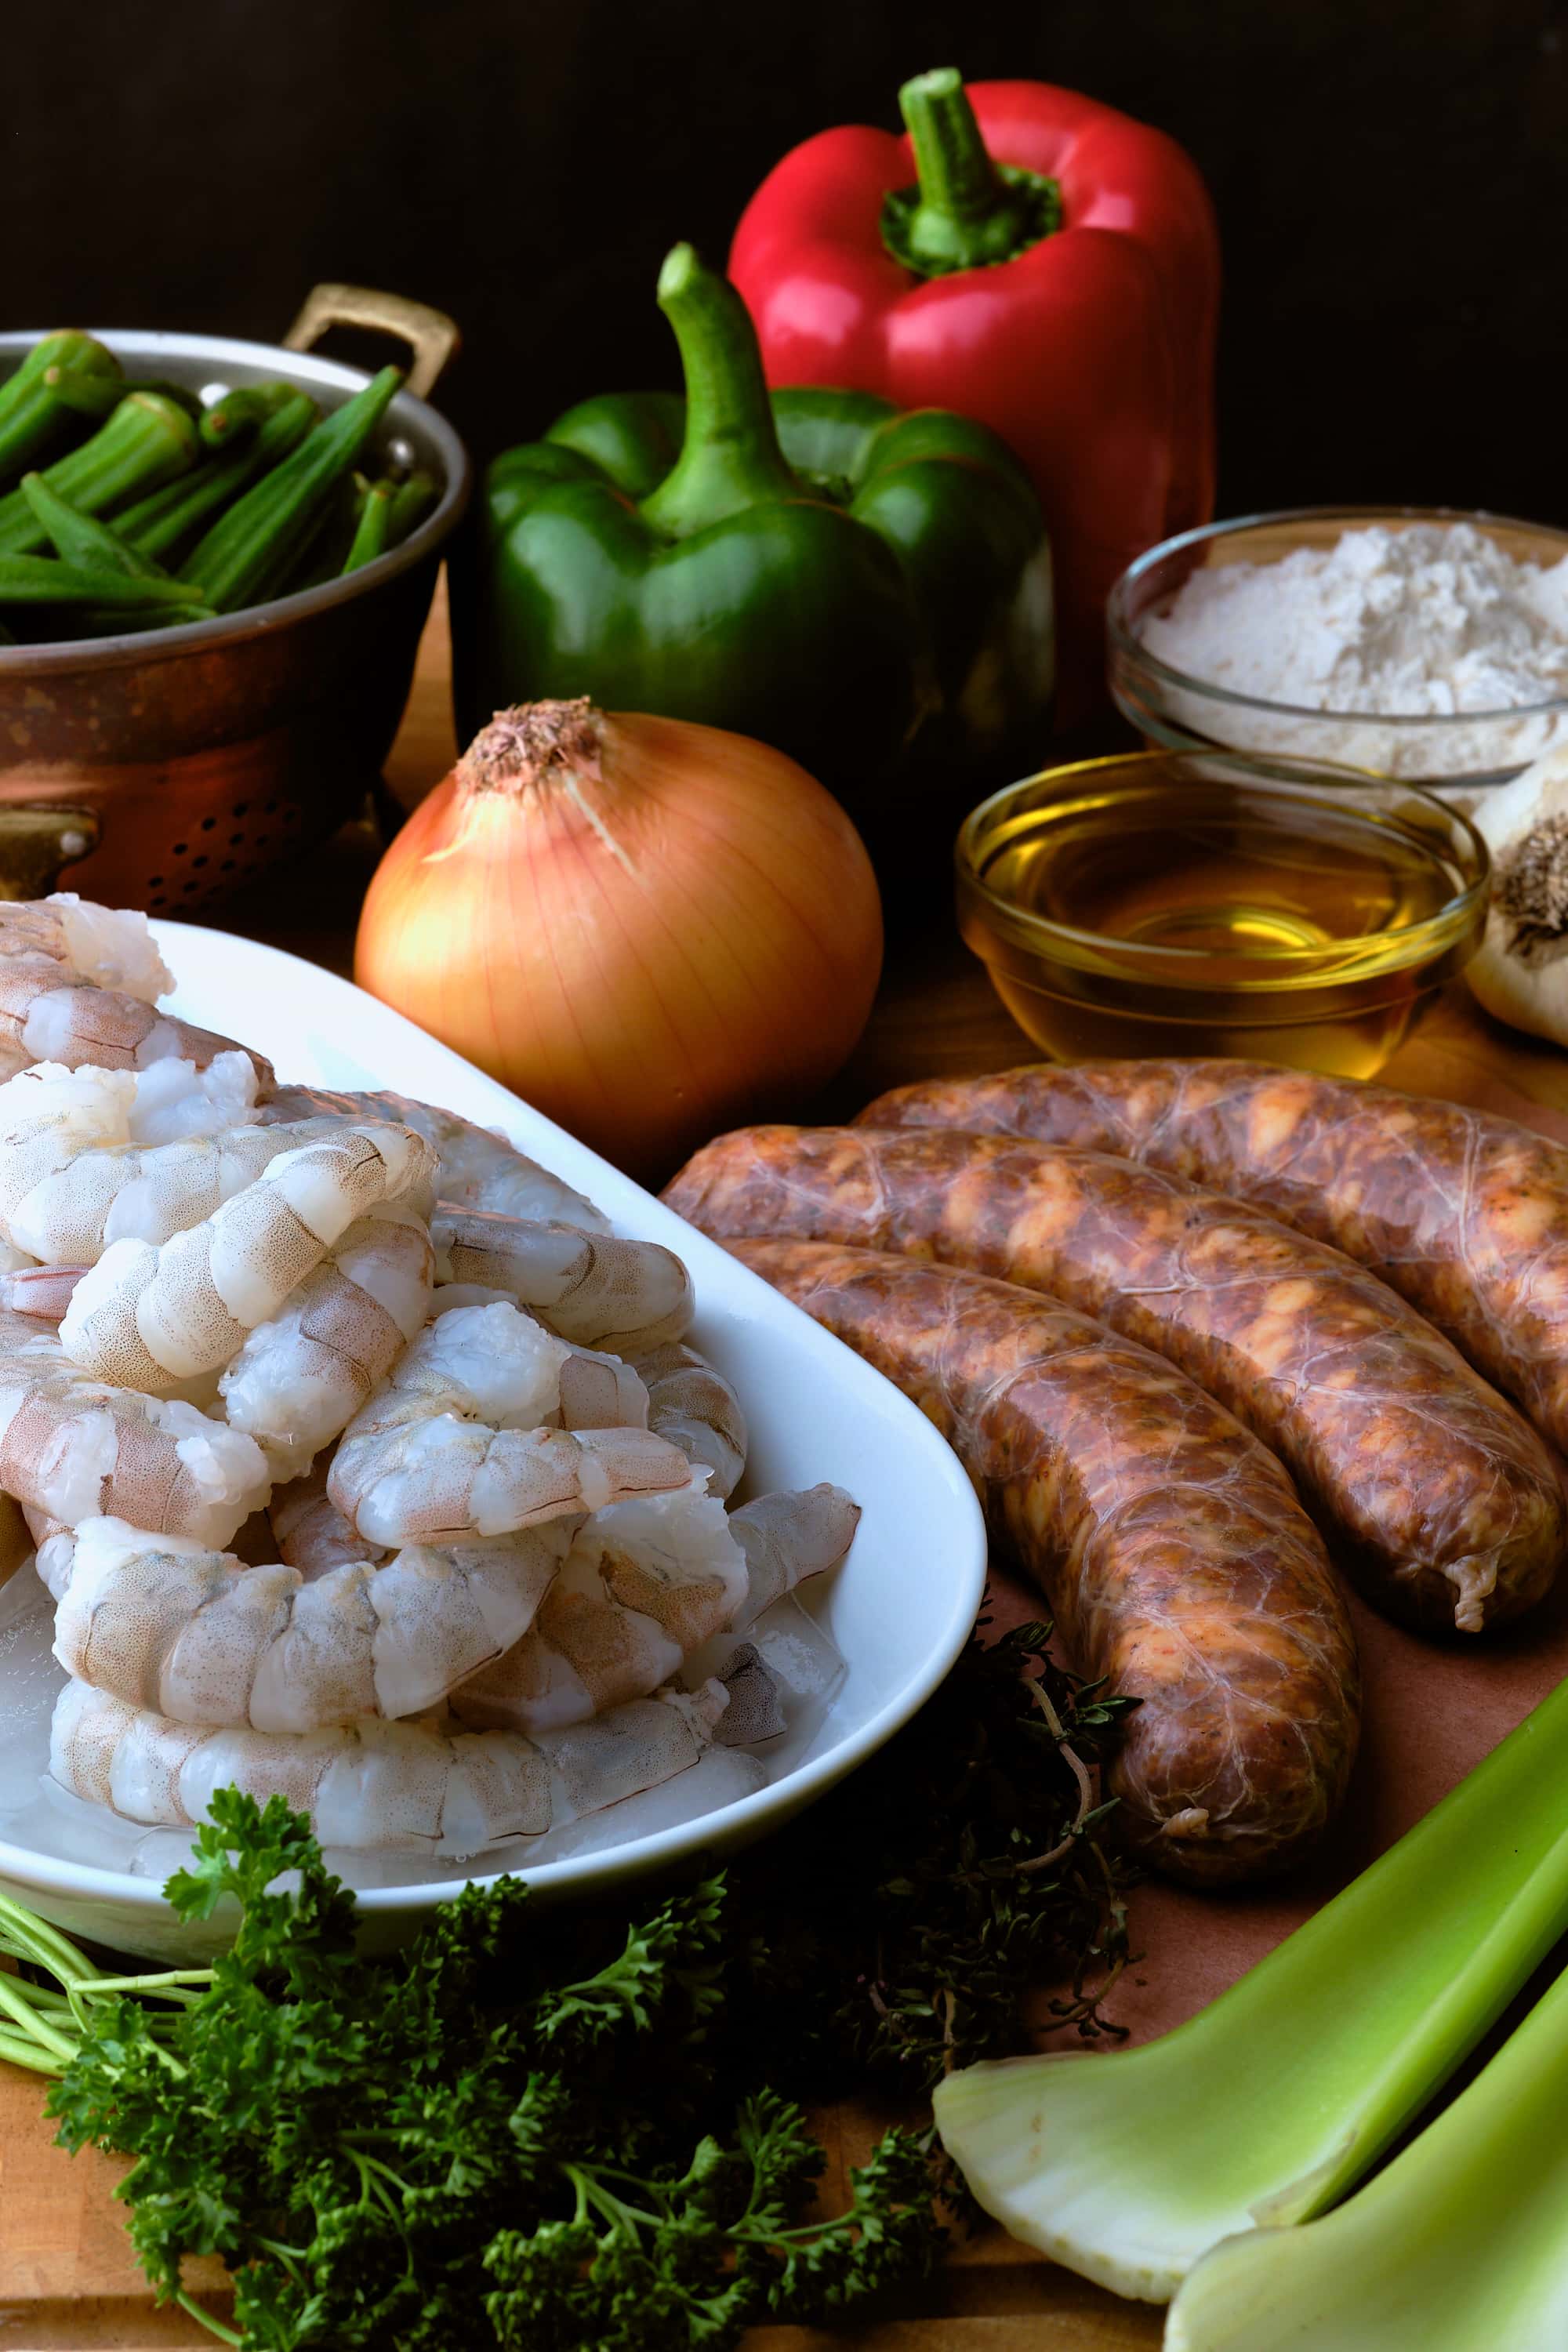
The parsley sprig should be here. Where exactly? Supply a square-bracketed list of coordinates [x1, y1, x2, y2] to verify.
[17, 1792, 938, 2347]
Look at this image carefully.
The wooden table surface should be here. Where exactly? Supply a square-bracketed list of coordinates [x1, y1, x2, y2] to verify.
[5, 586, 1568, 2350]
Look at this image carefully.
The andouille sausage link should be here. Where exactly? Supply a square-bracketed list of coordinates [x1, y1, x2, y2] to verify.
[860, 1059, 1568, 1459]
[729, 1238, 1359, 1886]
[666, 1127, 1566, 1635]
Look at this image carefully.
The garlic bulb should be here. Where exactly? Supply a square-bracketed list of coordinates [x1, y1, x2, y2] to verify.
[1466, 747, 1568, 1044]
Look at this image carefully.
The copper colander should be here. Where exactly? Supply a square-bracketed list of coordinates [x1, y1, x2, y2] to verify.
[0, 285, 470, 913]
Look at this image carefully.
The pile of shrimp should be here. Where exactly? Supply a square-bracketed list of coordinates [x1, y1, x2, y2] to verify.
[0, 895, 858, 1856]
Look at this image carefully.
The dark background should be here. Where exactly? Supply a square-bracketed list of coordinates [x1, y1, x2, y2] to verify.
[13, 0, 1568, 523]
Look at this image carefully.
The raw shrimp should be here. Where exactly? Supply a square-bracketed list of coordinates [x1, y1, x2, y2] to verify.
[0, 896, 171, 998]
[0, 1308, 268, 1547]
[125, 1054, 260, 1145]
[452, 1490, 743, 1733]
[724, 1482, 861, 1618]
[432, 1206, 693, 1353]
[261, 1084, 607, 1227]
[16, 1203, 436, 1477]
[0, 895, 270, 1083]
[328, 1300, 690, 1547]
[58, 1123, 436, 1393]
[633, 1341, 747, 1499]
[50, 1671, 741, 1853]
[40, 1513, 568, 1731]
[218, 1204, 435, 1478]
[50, 1677, 553, 1852]
[0, 1221, 39, 1299]
[452, 1483, 858, 1733]
[0, 1264, 82, 1321]
[268, 1449, 384, 1578]
[0, 1061, 296, 1264]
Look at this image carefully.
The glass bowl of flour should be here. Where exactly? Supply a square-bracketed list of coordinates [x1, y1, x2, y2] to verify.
[1109, 506, 1568, 795]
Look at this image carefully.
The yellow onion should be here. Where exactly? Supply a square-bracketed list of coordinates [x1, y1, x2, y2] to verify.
[355, 699, 884, 1180]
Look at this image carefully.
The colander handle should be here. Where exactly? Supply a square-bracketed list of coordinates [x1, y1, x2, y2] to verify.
[281, 284, 460, 401]
[0, 804, 99, 900]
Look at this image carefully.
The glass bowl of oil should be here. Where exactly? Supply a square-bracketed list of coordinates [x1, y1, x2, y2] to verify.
[956, 750, 1489, 1078]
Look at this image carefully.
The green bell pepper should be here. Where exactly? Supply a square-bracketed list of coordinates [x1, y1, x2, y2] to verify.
[456, 244, 1054, 808]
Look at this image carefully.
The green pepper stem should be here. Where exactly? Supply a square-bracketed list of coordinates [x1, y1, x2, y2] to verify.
[637, 244, 804, 539]
[882, 68, 1063, 278]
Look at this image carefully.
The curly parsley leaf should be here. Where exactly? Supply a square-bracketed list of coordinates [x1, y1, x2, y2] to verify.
[533, 1877, 727, 2052]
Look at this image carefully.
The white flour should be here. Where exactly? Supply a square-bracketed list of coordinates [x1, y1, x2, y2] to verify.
[1142, 522, 1568, 779]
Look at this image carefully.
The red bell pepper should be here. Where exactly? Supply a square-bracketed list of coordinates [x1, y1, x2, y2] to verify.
[730, 67, 1220, 724]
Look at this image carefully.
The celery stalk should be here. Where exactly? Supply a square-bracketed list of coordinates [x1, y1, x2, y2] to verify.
[932, 1670, 1568, 2303]
[1164, 1958, 1568, 2348]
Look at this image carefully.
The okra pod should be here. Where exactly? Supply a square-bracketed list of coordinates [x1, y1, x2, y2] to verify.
[180, 364, 403, 612]
[0, 554, 207, 606]
[38, 371, 125, 422]
[67, 601, 220, 637]
[387, 469, 440, 545]
[340, 476, 397, 573]
[131, 380, 204, 425]
[198, 381, 296, 449]
[280, 474, 365, 592]
[47, 373, 203, 426]
[116, 390, 318, 562]
[20, 474, 168, 581]
[0, 394, 198, 556]
[0, 333, 86, 416]
[0, 333, 122, 488]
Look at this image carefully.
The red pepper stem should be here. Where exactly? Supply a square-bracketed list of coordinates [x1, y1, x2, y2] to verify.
[637, 244, 804, 539]
[901, 67, 1002, 225]
[884, 68, 1064, 278]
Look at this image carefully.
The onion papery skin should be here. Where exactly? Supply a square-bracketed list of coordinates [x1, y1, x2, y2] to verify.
[354, 702, 884, 1183]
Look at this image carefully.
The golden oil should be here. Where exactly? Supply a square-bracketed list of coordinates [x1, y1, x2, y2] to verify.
[956, 757, 1488, 1080]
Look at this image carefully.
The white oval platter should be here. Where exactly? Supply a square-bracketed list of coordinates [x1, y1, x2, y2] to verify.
[0, 922, 987, 1962]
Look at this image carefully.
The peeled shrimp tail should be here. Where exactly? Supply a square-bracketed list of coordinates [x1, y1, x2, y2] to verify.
[260, 1085, 607, 1229]
[450, 1483, 851, 1736]
[327, 1299, 688, 1545]
[537, 1676, 743, 1824]
[452, 1487, 746, 1732]
[0, 1308, 268, 1545]
[49, 1669, 742, 1853]
[57, 1123, 437, 1393]
[633, 1341, 747, 1499]
[219, 1203, 435, 1478]
[729, 1483, 860, 1625]
[47, 1513, 568, 1731]
[432, 1207, 692, 1353]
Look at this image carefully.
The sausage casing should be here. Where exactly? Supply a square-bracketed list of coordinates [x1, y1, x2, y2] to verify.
[728, 1237, 1358, 1885]
[861, 1058, 1568, 1459]
[666, 1126, 1566, 1634]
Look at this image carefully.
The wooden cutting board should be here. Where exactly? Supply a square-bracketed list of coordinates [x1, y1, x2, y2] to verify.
[3, 586, 1565, 2348]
